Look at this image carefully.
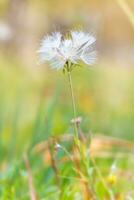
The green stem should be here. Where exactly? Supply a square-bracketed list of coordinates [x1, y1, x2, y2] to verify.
[91, 156, 114, 200]
[67, 65, 79, 138]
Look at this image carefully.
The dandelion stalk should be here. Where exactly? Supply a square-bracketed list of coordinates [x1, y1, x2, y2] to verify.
[38, 30, 97, 198]
[66, 62, 79, 138]
[38, 29, 97, 150]
[38, 31, 96, 139]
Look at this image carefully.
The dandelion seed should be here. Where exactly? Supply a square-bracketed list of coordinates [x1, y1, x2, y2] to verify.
[38, 30, 96, 70]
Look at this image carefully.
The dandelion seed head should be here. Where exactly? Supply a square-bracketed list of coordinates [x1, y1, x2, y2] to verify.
[38, 30, 96, 70]
[37, 32, 62, 62]
[71, 31, 96, 48]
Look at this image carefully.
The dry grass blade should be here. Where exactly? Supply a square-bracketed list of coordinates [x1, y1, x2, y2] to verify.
[90, 135, 134, 152]
[117, 0, 134, 27]
[48, 140, 61, 186]
[34, 134, 134, 155]
[23, 154, 38, 200]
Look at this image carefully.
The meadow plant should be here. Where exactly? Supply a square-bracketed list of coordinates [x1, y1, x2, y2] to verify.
[37, 30, 98, 199]
[37, 30, 122, 200]
[38, 30, 96, 139]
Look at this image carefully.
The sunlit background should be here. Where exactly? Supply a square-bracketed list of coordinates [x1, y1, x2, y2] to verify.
[0, 0, 134, 199]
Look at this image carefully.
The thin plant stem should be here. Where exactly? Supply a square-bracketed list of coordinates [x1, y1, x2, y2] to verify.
[48, 141, 60, 186]
[117, 0, 134, 27]
[23, 154, 38, 200]
[66, 63, 95, 200]
[59, 144, 74, 162]
[67, 67, 79, 139]
[91, 155, 115, 200]
[89, 133, 115, 200]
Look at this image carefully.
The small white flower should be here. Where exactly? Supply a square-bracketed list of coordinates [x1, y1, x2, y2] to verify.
[38, 30, 96, 70]
[55, 143, 61, 150]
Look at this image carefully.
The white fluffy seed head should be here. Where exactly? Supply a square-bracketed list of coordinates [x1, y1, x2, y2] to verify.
[38, 30, 96, 70]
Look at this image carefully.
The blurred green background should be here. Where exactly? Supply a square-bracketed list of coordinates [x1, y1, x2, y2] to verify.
[0, 0, 134, 199]
[0, 0, 134, 154]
